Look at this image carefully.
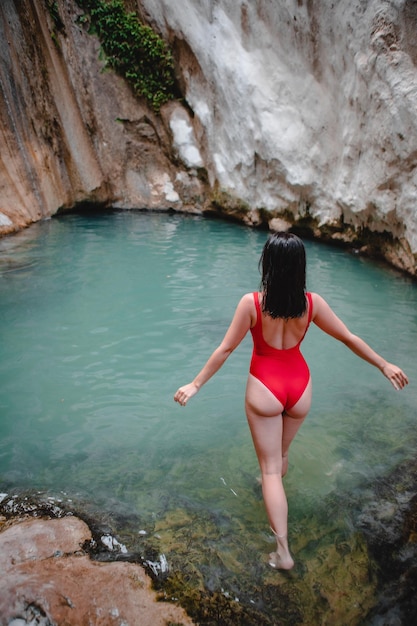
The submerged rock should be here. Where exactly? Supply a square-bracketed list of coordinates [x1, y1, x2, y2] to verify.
[1, 475, 417, 625]
[357, 457, 417, 623]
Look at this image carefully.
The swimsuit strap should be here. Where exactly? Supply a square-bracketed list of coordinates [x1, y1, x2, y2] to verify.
[307, 292, 313, 323]
[300, 292, 313, 343]
[253, 291, 262, 319]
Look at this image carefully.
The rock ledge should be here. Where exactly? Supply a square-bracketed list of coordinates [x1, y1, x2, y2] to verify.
[0, 514, 194, 626]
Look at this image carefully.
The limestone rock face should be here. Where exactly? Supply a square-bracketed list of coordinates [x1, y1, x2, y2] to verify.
[0, 0, 207, 234]
[141, 0, 417, 273]
[0, 516, 194, 625]
[1, 0, 417, 274]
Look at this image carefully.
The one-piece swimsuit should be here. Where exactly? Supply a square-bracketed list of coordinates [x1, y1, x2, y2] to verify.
[249, 292, 313, 411]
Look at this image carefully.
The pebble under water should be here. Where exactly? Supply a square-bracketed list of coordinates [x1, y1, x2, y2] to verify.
[0, 211, 416, 624]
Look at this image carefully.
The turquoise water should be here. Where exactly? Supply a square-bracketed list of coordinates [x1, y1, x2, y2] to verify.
[1, 211, 416, 621]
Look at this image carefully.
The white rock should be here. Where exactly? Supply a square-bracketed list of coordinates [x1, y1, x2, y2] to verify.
[142, 0, 417, 269]
[169, 108, 203, 168]
[0, 213, 12, 227]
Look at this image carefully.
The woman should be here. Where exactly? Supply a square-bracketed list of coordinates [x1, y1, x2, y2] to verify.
[174, 232, 408, 570]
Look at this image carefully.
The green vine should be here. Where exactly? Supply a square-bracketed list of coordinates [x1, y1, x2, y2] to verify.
[75, 0, 176, 112]
[45, 0, 65, 47]
[47, 1, 64, 29]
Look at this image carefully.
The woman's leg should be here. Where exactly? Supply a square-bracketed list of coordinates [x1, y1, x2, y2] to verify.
[282, 378, 312, 476]
[245, 375, 312, 569]
[245, 374, 293, 568]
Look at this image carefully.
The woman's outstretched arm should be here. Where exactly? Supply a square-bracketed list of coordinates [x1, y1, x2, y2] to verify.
[174, 293, 254, 406]
[311, 293, 408, 391]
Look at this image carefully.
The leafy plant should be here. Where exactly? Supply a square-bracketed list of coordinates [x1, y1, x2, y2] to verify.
[75, 0, 176, 111]
[45, 0, 64, 30]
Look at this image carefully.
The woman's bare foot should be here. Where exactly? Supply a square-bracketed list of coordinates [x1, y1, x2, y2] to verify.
[269, 550, 294, 570]
[268, 529, 294, 570]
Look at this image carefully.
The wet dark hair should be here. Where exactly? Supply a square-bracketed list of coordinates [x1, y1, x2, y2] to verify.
[259, 232, 307, 318]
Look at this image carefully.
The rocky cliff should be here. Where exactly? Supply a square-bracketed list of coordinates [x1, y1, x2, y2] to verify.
[1, 0, 417, 275]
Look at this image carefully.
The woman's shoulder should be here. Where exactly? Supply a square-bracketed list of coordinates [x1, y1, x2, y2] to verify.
[231, 293, 258, 327]
[239, 292, 258, 307]
[308, 292, 328, 318]
[308, 292, 325, 303]
[238, 292, 259, 316]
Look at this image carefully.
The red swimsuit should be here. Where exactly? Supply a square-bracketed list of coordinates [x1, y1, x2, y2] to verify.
[249, 292, 313, 411]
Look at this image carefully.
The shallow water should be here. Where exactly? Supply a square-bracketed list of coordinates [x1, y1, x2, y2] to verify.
[0, 211, 416, 623]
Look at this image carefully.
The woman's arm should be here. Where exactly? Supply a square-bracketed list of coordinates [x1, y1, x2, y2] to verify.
[311, 293, 408, 391]
[174, 293, 254, 406]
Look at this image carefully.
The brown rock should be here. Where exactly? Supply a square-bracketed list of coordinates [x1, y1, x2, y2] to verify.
[0, 516, 194, 626]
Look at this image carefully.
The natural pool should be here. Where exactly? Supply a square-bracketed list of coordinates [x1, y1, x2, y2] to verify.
[0, 211, 416, 624]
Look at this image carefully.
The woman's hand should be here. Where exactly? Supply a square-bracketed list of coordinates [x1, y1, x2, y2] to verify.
[381, 362, 409, 390]
[174, 382, 199, 406]
[173, 294, 254, 408]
